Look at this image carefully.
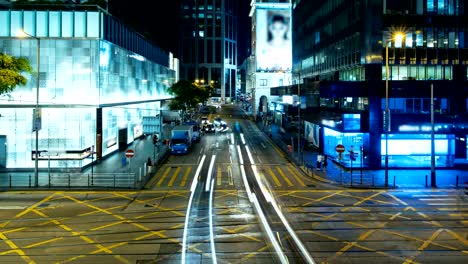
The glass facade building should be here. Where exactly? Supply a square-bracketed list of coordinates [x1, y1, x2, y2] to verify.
[287, 0, 468, 169]
[0, 8, 175, 170]
[179, 0, 238, 102]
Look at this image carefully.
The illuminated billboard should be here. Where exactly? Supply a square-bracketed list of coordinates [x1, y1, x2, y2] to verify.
[256, 7, 292, 72]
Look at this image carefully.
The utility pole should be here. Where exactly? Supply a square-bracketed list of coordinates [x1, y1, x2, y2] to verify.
[430, 83, 436, 187]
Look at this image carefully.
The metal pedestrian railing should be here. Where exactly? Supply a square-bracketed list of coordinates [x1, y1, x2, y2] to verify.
[0, 172, 137, 189]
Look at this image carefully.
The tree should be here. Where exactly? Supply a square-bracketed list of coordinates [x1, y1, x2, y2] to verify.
[167, 79, 213, 112]
[0, 53, 33, 95]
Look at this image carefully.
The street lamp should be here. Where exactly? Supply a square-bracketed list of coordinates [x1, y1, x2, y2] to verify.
[384, 32, 404, 187]
[18, 29, 40, 187]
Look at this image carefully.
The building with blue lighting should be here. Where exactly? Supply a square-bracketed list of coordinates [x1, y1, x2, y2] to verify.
[282, 0, 468, 169]
[0, 5, 177, 170]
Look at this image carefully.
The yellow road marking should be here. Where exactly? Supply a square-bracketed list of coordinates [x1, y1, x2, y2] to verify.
[24, 237, 63, 249]
[241, 244, 270, 263]
[288, 163, 314, 183]
[286, 166, 306, 187]
[144, 167, 165, 188]
[266, 167, 281, 187]
[90, 220, 124, 231]
[338, 192, 398, 205]
[16, 192, 57, 218]
[449, 213, 468, 217]
[3, 227, 27, 234]
[168, 166, 181, 187]
[31, 209, 121, 263]
[60, 241, 130, 264]
[220, 225, 261, 242]
[180, 166, 192, 187]
[444, 228, 468, 247]
[276, 166, 293, 187]
[63, 194, 179, 244]
[217, 166, 222, 186]
[157, 166, 172, 187]
[403, 229, 444, 264]
[227, 165, 233, 185]
[341, 191, 384, 212]
[303, 191, 341, 206]
[385, 192, 409, 206]
[0, 231, 35, 263]
[333, 228, 380, 260]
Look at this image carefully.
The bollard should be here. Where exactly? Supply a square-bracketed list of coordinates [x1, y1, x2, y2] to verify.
[456, 175, 459, 188]
[393, 175, 395, 187]
[372, 174, 374, 187]
[29, 174, 31, 188]
[9, 174, 12, 188]
[68, 174, 71, 188]
[425, 175, 428, 187]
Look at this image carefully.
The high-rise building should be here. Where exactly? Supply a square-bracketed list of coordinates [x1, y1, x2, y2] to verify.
[247, 0, 293, 117]
[289, 0, 468, 170]
[178, 0, 238, 102]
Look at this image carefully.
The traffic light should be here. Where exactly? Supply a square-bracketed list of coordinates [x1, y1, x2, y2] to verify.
[153, 134, 159, 145]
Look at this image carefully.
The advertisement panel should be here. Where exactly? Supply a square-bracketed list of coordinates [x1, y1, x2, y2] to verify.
[256, 7, 292, 72]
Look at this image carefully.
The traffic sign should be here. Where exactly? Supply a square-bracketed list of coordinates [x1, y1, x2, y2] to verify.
[125, 149, 135, 158]
[335, 144, 345, 153]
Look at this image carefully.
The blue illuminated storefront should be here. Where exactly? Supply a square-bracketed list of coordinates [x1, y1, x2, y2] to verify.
[0, 9, 175, 170]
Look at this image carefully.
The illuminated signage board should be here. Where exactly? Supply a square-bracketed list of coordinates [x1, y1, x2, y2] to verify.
[256, 6, 292, 72]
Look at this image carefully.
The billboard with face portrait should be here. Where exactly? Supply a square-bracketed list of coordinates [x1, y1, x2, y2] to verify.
[256, 7, 292, 72]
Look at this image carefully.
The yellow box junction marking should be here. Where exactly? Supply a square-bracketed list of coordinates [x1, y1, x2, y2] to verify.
[180, 166, 192, 186]
[156, 166, 172, 186]
[266, 166, 281, 187]
[275, 166, 293, 187]
[168, 166, 181, 187]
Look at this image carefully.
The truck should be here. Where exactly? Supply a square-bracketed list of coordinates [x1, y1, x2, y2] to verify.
[183, 120, 201, 142]
[170, 125, 194, 154]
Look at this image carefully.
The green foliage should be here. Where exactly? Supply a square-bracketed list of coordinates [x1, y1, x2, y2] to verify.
[167, 80, 214, 111]
[0, 53, 33, 95]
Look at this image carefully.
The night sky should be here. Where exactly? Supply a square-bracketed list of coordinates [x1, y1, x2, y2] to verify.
[108, 0, 250, 63]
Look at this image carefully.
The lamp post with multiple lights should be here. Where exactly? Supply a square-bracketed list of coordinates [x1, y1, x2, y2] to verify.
[18, 30, 40, 187]
[384, 32, 404, 187]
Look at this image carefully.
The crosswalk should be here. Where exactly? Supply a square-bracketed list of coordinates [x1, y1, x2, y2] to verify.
[146, 163, 312, 189]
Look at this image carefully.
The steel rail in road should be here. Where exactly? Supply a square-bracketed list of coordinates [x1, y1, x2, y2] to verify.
[235, 123, 316, 264]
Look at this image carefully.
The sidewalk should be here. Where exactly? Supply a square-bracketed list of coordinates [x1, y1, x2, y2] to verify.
[256, 120, 468, 189]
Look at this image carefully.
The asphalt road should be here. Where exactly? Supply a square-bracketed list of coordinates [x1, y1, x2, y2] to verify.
[1, 104, 466, 264]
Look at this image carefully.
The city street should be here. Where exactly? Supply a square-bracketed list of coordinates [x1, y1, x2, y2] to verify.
[0, 104, 466, 263]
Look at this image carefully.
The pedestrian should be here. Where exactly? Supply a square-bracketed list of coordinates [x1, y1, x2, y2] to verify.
[147, 157, 152, 167]
[316, 154, 323, 171]
[323, 155, 328, 171]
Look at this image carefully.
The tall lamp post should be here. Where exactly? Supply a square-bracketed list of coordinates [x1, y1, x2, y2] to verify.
[297, 73, 302, 165]
[384, 32, 404, 187]
[430, 83, 436, 187]
[19, 30, 40, 187]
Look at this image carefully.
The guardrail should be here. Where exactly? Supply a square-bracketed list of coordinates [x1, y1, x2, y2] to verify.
[0, 172, 137, 189]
